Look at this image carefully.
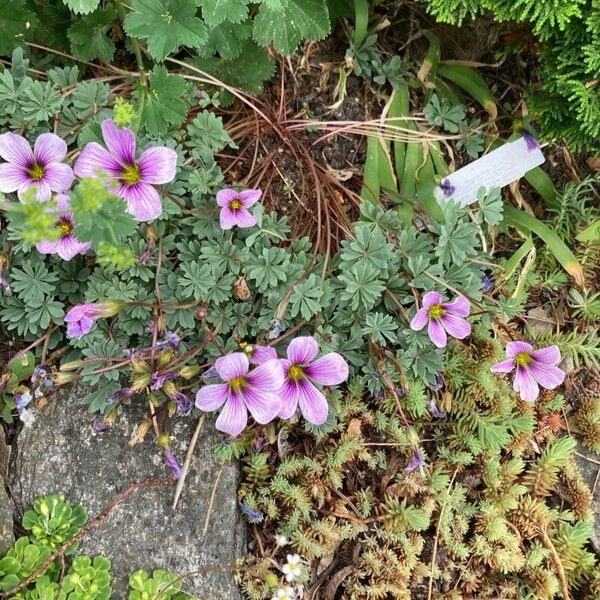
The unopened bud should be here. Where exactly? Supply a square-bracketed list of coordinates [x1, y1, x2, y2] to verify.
[59, 359, 84, 372]
[195, 307, 207, 320]
[179, 365, 199, 379]
[52, 371, 75, 385]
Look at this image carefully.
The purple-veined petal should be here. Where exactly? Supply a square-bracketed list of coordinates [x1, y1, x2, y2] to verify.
[54, 193, 71, 212]
[195, 383, 229, 411]
[529, 363, 565, 390]
[278, 376, 299, 419]
[66, 315, 94, 339]
[233, 208, 257, 229]
[422, 291, 443, 308]
[74, 143, 122, 178]
[43, 162, 74, 193]
[241, 388, 281, 424]
[427, 319, 447, 348]
[305, 352, 348, 386]
[138, 146, 177, 184]
[287, 336, 319, 365]
[34, 133, 67, 165]
[410, 307, 429, 331]
[506, 341, 533, 358]
[530, 345, 561, 366]
[215, 391, 248, 437]
[246, 358, 284, 392]
[250, 345, 277, 364]
[219, 206, 237, 230]
[297, 379, 329, 425]
[238, 189, 262, 207]
[36, 239, 61, 256]
[216, 188, 239, 207]
[442, 295, 470, 317]
[513, 366, 539, 402]
[119, 182, 162, 221]
[54, 237, 91, 261]
[0, 132, 34, 166]
[439, 313, 471, 340]
[0, 162, 29, 192]
[101, 119, 136, 165]
[215, 352, 249, 381]
[19, 180, 51, 202]
[490, 357, 515, 373]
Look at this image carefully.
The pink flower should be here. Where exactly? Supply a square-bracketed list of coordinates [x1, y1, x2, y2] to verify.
[65, 301, 122, 339]
[239, 342, 278, 365]
[35, 193, 91, 261]
[216, 188, 261, 230]
[491, 342, 565, 402]
[195, 353, 283, 437]
[0, 132, 74, 201]
[74, 119, 177, 222]
[410, 291, 471, 348]
[279, 336, 349, 426]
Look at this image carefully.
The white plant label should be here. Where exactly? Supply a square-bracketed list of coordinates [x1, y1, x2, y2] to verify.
[433, 135, 545, 207]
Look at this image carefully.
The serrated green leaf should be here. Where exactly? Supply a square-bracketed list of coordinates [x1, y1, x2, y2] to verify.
[124, 0, 207, 61]
[141, 66, 187, 136]
[253, 0, 331, 55]
[193, 39, 275, 94]
[203, 20, 252, 59]
[63, 0, 100, 14]
[68, 7, 117, 62]
[199, 0, 249, 26]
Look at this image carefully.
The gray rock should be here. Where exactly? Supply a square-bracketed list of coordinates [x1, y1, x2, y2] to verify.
[0, 484, 14, 555]
[1, 433, 14, 555]
[573, 443, 600, 553]
[9, 385, 244, 598]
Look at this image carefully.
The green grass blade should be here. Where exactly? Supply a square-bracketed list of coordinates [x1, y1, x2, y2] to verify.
[503, 205, 584, 286]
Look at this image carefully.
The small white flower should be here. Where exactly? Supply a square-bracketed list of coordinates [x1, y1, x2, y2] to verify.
[272, 586, 295, 600]
[281, 554, 302, 582]
[19, 409, 36, 428]
[275, 534, 288, 547]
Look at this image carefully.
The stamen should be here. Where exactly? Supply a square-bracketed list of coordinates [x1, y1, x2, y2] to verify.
[230, 199, 241, 210]
[28, 163, 45, 181]
[515, 352, 532, 367]
[56, 218, 73, 238]
[121, 164, 141, 185]
[427, 304, 445, 319]
[229, 376, 246, 391]
[288, 364, 304, 381]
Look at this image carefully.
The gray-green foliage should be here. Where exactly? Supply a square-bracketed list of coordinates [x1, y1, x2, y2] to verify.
[0, 51, 492, 412]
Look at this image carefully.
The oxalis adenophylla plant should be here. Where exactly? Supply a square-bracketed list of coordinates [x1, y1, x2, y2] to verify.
[0, 87, 568, 474]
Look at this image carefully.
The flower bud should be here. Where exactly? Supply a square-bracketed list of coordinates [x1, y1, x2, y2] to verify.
[178, 365, 199, 379]
[195, 307, 207, 320]
[59, 359, 84, 371]
[52, 371, 76, 385]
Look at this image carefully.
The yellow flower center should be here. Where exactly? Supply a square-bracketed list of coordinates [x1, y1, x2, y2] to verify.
[288, 364, 304, 381]
[56, 218, 73, 238]
[515, 352, 532, 367]
[229, 376, 246, 392]
[230, 199, 241, 210]
[121, 164, 141, 185]
[28, 163, 45, 181]
[427, 304, 445, 319]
